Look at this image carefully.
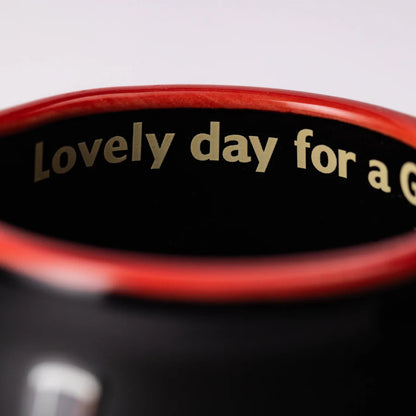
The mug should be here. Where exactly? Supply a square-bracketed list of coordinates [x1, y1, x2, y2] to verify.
[0, 85, 415, 415]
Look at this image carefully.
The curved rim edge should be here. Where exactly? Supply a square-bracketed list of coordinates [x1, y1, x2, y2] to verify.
[1, 85, 416, 301]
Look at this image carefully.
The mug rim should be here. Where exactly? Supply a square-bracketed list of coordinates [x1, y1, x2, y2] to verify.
[1, 84, 416, 302]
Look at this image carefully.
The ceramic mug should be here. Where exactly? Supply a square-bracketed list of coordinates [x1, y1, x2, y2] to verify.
[0, 86, 415, 415]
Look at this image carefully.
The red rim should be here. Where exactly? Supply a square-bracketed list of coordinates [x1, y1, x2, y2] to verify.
[1, 85, 416, 302]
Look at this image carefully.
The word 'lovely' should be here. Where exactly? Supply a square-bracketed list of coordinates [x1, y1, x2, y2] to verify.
[34, 121, 279, 182]
[34, 122, 174, 182]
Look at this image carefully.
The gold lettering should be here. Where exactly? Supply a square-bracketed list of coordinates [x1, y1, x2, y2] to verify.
[34, 141, 50, 182]
[132, 122, 142, 162]
[104, 136, 128, 164]
[145, 133, 175, 169]
[190, 122, 220, 161]
[338, 150, 356, 178]
[78, 139, 103, 167]
[249, 136, 278, 173]
[311, 145, 337, 174]
[223, 135, 251, 163]
[400, 161, 416, 206]
[294, 129, 312, 169]
[368, 159, 391, 193]
[52, 146, 76, 174]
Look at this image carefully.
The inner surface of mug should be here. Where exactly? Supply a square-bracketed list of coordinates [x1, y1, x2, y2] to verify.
[1, 108, 415, 256]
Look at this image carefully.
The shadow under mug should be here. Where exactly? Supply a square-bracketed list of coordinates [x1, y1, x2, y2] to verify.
[0, 86, 416, 415]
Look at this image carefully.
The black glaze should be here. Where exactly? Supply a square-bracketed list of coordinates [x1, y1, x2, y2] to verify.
[0, 272, 415, 415]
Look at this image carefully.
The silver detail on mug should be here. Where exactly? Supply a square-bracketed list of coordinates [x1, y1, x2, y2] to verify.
[24, 361, 101, 416]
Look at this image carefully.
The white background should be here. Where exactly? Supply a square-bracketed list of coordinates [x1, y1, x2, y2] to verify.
[0, 0, 415, 115]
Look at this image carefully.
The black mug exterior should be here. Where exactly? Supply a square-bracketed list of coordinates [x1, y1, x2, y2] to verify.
[0, 86, 416, 415]
[0, 270, 415, 415]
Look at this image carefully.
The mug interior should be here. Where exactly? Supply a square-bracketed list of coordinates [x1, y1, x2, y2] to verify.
[0, 108, 415, 257]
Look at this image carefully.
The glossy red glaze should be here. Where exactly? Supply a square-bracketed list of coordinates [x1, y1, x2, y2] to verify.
[1, 85, 416, 301]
